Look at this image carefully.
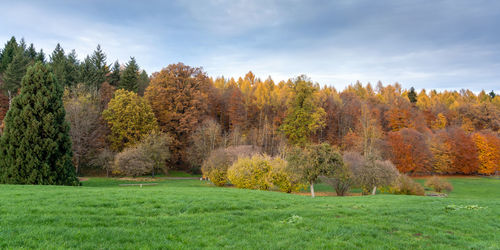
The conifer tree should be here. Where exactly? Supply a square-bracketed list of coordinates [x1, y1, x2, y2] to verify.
[119, 57, 139, 92]
[0, 62, 79, 185]
[0, 37, 18, 73]
[137, 70, 150, 96]
[408, 87, 417, 103]
[36, 49, 46, 63]
[89, 45, 108, 90]
[108, 60, 121, 87]
[2, 49, 29, 106]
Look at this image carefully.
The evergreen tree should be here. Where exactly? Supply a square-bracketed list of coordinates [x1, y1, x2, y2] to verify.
[108, 60, 121, 87]
[1, 49, 29, 105]
[89, 45, 108, 90]
[49, 44, 67, 86]
[0, 37, 18, 73]
[408, 87, 417, 103]
[119, 57, 139, 92]
[36, 49, 46, 63]
[65, 50, 79, 87]
[137, 70, 150, 96]
[0, 62, 79, 185]
[26, 43, 37, 60]
[489, 90, 496, 99]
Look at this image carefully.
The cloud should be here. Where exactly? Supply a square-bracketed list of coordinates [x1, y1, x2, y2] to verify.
[1, 0, 499, 92]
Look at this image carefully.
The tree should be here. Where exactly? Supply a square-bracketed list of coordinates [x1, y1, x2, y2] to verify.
[281, 76, 325, 146]
[63, 85, 102, 174]
[0, 62, 79, 185]
[113, 144, 153, 177]
[286, 143, 344, 197]
[408, 87, 417, 103]
[91, 148, 114, 177]
[0, 37, 18, 73]
[429, 132, 453, 174]
[108, 61, 121, 87]
[2, 48, 30, 106]
[473, 132, 500, 175]
[140, 132, 172, 177]
[186, 119, 223, 170]
[387, 128, 432, 174]
[102, 89, 159, 151]
[119, 57, 139, 92]
[343, 152, 399, 195]
[448, 127, 479, 174]
[138, 70, 149, 96]
[145, 63, 211, 164]
[431, 113, 447, 130]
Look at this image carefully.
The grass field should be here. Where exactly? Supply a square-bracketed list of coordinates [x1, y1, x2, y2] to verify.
[0, 177, 499, 249]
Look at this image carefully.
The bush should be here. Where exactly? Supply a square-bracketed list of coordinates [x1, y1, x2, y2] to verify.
[201, 145, 260, 186]
[319, 164, 352, 196]
[269, 157, 305, 193]
[389, 174, 425, 196]
[113, 146, 153, 177]
[425, 176, 453, 193]
[344, 152, 399, 195]
[227, 155, 273, 190]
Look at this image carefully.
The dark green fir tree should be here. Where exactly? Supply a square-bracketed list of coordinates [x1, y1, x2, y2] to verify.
[0, 36, 18, 73]
[2, 49, 29, 105]
[119, 57, 139, 92]
[408, 87, 417, 103]
[0, 62, 79, 185]
[108, 60, 121, 87]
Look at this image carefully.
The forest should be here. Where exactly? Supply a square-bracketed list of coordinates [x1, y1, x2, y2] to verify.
[0, 36, 499, 182]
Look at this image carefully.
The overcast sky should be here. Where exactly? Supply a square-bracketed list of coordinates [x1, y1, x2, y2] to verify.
[1, 0, 499, 92]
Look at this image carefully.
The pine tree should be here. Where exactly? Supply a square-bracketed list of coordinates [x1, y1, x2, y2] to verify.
[108, 60, 121, 87]
[26, 43, 37, 60]
[49, 44, 67, 86]
[0, 62, 79, 185]
[0, 37, 18, 73]
[2, 49, 29, 106]
[119, 57, 139, 92]
[65, 50, 80, 87]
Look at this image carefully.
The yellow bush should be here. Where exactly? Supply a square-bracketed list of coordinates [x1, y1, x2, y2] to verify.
[269, 157, 305, 193]
[227, 155, 272, 190]
[425, 176, 453, 193]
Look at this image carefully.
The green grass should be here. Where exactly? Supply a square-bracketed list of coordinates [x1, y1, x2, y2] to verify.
[0, 177, 499, 249]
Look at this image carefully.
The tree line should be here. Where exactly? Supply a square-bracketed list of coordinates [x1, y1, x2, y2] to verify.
[0, 36, 499, 185]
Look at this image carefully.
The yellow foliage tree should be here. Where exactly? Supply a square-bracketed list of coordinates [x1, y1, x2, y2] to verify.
[431, 113, 447, 130]
[473, 133, 500, 175]
[102, 89, 158, 151]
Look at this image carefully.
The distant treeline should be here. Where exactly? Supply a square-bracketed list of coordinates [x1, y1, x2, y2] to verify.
[0, 36, 499, 176]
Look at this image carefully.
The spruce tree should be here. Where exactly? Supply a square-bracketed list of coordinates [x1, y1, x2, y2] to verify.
[2, 49, 29, 105]
[89, 45, 108, 90]
[137, 70, 150, 96]
[0, 37, 18, 73]
[49, 44, 67, 86]
[36, 49, 46, 63]
[108, 60, 121, 87]
[119, 57, 139, 92]
[0, 62, 79, 185]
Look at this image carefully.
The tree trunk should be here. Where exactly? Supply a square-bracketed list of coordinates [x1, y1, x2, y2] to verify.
[8, 90, 12, 110]
[310, 181, 315, 198]
[372, 186, 377, 195]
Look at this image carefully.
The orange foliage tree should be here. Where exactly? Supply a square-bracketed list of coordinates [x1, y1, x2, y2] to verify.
[447, 127, 479, 174]
[145, 63, 211, 165]
[387, 128, 432, 174]
[473, 132, 500, 175]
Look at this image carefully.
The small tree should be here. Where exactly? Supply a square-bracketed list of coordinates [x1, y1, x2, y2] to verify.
[287, 143, 344, 197]
[187, 119, 223, 171]
[141, 132, 172, 177]
[113, 145, 152, 177]
[344, 152, 399, 195]
[91, 148, 114, 177]
[425, 176, 453, 193]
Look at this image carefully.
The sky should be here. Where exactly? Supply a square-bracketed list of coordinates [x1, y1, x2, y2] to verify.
[1, 0, 499, 92]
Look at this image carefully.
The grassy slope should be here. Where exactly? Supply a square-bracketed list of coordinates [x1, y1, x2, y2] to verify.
[0, 177, 499, 249]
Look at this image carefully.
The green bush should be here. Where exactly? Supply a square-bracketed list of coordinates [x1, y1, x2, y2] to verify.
[388, 174, 425, 196]
[227, 155, 273, 190]
[426, 176, 453, 193]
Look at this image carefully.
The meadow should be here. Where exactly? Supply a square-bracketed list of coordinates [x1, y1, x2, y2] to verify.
[0, 176, 499, 249]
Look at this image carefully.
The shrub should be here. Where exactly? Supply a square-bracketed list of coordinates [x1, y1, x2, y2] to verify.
[344, 152, 399, 195]
[113, 145, 153, 177]
[227, 155, 273, 190]
[389, 174, 425, 196]
[269, 157, 305, 193]
[319, 163, 352, 196]
[201, 145, 260, 186]
[425, 176, 453, 193]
